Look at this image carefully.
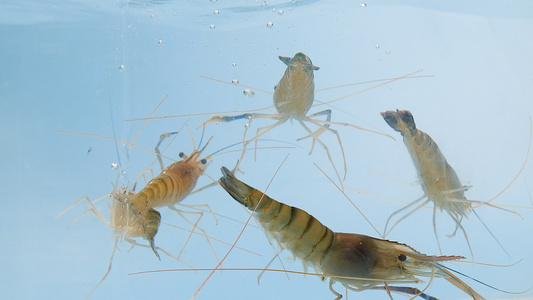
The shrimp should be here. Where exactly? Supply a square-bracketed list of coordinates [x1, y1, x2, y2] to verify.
[125, 131, 217, 260]
[217, 166, 486, 300]
[54, 169, 177, 299]
[199, 52, 396, 186]
[380, 110, 526, 257]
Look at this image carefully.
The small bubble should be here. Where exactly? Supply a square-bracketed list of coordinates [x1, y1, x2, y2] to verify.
[243, 89, 255, 97]
[148, 9, 152, 12]
[213, 10, 219, 15]
[118, 65, 125, 71]
[215, 122, 219, 125]
[375, 45, 380, 49]
[158, 40, 164, 45]
[244, 123, 250, 128]
[277, 9, 284, 15]
[111, 163, 119, 169]
[272, 8, 276, 12]
[262, 1, 267, 6]
[266, 22, 274, 28]
[151, 14, 154, 18]
[360, 3, 367, 7]
[210, 24, 215, 29]
[231, 79, 239, 85]
[233, 108, 237, 112]
[232, 63, 237, 67]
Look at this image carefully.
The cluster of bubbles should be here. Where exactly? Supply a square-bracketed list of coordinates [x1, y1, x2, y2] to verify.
[243, 89, 255, 97]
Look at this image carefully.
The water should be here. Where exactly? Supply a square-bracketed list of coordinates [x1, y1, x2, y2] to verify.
[1, 0, 532, 299]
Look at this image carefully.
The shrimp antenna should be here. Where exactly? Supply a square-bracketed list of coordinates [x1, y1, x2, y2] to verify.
[487, 116, 532, 204]
[314, 163, 382, 238]
[471, 209, 510, 258]
[439, 263, 533, 295]
[197, 124, 206, 150]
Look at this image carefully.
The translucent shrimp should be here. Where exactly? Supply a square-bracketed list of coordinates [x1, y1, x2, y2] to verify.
[54, 170, 174, 299]
[380, 110, 527, 257]
[199, 52, 396, 186]
[218, 166, 486, 300]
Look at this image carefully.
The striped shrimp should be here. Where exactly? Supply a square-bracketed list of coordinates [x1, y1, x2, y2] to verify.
[217, 166, 488, 300]
[124, 131, 217, 260]
[380, 110, 528, 257]
[195, 52, 402, 186]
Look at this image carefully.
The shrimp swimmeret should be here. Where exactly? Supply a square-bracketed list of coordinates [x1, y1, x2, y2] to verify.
[217, 166, 488, 300]
[380, 110, 528, 257]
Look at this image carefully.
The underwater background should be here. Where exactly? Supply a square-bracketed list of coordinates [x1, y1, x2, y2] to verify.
[1, 0, 533, 299]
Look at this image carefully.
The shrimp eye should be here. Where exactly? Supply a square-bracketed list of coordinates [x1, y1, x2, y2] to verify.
[398, 254, 407, 262]
[200, 159, 207, 164]
[179, 152, 185, 158]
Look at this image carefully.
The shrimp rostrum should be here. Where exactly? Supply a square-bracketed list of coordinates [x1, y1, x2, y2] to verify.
[380, 110, 521, 257]
[218, 167, 485, 300]
[203, 52, 390, 185]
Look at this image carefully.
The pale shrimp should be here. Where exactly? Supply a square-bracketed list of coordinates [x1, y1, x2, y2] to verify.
[380, 110, 528, 257]
[54, 169, 177, 299]
[196, 52, 403, 186]
[217, 166, 487, 300]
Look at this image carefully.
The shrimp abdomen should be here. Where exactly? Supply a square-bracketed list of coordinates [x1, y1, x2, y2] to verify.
[218, 167, 334, 265]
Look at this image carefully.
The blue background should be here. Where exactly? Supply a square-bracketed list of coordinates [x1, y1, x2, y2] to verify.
[1, 1, 532, 299]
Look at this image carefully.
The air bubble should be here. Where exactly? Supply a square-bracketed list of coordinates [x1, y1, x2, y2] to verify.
[111, 163, 119, 169]
[213, 10, 219, 15]
[231, 79, 239, 85]
[243, 89, 255, 97]
[245, 123, 250, 128]
[118, 65, 124, 71]
[158, 40, 164, 45]
[232, 63, 237, 67]
[277, 10, 284, 15]
[266, 22, 273, 28]
[360, 3, 367, 7]
[210, 24, 215, 29]
[242, 89, 255, 97]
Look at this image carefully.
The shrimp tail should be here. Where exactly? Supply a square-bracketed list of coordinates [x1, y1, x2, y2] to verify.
[144, 208, 162, 260]
[380, 109, 416, 134]
[279, 53, 320, 71]
[218, 167, 263, 210]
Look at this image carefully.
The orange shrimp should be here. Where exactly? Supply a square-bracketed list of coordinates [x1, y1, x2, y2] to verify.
[217, 166, 487, 300]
